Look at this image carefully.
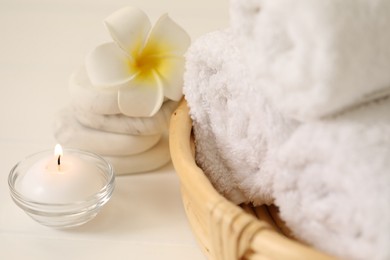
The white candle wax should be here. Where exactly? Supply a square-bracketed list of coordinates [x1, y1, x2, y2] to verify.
[18, 153, 103, 204]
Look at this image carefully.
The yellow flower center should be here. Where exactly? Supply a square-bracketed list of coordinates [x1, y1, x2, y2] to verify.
[127, 41, 172, 84]
[134, 53, 160, 74]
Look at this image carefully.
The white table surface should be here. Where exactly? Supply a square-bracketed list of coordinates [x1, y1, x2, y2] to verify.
[0, 0, 229, 259]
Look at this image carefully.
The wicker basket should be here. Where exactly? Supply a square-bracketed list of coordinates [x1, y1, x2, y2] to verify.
[169, 99, 336, 260]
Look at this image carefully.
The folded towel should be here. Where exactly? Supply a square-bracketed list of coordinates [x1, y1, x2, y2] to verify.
[184, 30, 247, 203]
[185, 2, 390, 259]
[184, 29, 298, 205]
[274, 97, 390, 260]
[230, 0, 390, 121]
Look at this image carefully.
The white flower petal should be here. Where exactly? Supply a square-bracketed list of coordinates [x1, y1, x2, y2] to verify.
[118, 72, 164, 117]
[143, 14, 191, 56]
[155, 57, 185, 101]
[86, 42, 135, 87]
[104, 6, 151, 56]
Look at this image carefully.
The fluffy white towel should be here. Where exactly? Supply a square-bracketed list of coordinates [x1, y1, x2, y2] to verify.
[185, 1, 390, 258]
[230, 0, 390, 121]
[185, 7, 390, 260]
[184, 29, 298, 205]
[184, 30, 247, 203]
[274, 97, 390, 260]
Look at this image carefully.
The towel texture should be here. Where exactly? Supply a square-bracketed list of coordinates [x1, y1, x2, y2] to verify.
[184, 30, 248, 203]
[274, 98, 390, 260]
[231, 0, 390, 121]
[183, 0, 390, 259]
[184, 29, 298, 205]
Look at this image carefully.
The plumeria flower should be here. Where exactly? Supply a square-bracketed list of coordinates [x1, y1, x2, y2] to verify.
[86, 7, 191, 117]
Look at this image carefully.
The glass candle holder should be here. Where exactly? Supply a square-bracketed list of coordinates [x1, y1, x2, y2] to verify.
[8, 148, 115, 228]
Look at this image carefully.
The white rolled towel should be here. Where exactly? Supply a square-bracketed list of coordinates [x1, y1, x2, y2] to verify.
[184, 30, 246, 203]
[273, 98, 390, 260]
[184, 29, 297, 204]
[230, 0, 390, 121]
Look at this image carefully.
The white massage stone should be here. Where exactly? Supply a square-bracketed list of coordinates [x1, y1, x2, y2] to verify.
[74, 101, 178, 135]
[103, 134, 171, 175]
[69, 66, 121, 115]
[53, 108, 161, 156]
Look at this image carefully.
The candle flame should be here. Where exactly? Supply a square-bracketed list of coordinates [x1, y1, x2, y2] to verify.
[55, 144, 63, 169]
[55, 144, 63, 157]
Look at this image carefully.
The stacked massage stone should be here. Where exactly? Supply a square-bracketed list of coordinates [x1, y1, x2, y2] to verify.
[53, 6, 189, 175]
[53, 66, 177, 175]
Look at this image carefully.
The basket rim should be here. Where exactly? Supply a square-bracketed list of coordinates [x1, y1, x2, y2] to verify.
[169, 98, 335, 260]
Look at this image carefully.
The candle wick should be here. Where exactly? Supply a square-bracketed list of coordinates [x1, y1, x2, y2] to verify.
[57, 155, 61, 167]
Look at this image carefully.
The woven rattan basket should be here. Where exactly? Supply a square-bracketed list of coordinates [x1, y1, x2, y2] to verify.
[169, 99, 336, 260]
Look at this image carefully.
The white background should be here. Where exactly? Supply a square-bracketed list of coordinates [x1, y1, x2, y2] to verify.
[0, 0, 229, 259]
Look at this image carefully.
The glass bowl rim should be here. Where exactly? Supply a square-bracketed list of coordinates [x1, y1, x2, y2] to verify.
[8, 148, 115, 207]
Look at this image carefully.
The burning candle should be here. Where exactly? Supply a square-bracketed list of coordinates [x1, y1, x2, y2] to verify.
[18, 144, 103, 204]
